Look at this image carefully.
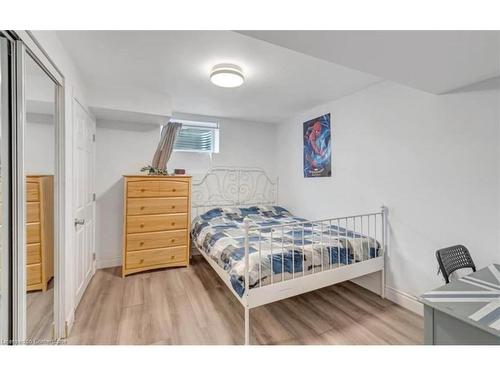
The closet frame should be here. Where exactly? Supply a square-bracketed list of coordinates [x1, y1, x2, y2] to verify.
[7, 30, 66, 344]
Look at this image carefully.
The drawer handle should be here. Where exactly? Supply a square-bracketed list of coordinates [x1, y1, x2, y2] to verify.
[141, 189, 145, 192]
[140, 224, 144, 228]
[170, 255, 175, 260]
[140, 241, 144, 246]
[172, 189, 176, 192]
[139, 259, 144, 264]
[171, 205, 176, 209]
[171, 239, 175, 243]
[140, 206, 145, 210]
[171, 222, 175, 226]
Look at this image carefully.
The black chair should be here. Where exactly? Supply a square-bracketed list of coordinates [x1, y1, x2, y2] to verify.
[436, 244, 476, 284]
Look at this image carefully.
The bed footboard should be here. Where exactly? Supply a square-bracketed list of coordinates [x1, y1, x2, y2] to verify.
[242, 206, 388, 344]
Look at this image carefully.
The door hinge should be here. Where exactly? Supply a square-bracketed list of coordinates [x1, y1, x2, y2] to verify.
[93, 253, 96, 261]
[93, 193, 96, 201]
[92, 134, 96, 142]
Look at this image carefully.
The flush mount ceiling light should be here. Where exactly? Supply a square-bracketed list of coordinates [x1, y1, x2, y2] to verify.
[210, 63, 245, 88]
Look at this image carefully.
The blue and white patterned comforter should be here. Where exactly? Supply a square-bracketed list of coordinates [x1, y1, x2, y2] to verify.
[191, 206, 380, 296]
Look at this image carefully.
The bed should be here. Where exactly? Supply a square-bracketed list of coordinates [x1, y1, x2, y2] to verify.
[191, 167, 387, 345]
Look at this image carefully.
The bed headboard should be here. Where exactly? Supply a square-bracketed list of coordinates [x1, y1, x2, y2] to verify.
[191, 167, 278, 217]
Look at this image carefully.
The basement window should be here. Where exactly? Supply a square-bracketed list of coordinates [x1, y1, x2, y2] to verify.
[171, 119, 219, 153]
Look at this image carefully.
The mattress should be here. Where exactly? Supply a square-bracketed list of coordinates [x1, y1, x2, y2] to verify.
[191, 206, 380, 296]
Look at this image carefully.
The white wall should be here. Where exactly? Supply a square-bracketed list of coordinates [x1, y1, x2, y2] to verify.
[275, 81, 500, 313]
[95, 116, 277, 267]
[87, 85, 172, 118]
[25, 118, 55, 175]
[25, 65, 56, 175]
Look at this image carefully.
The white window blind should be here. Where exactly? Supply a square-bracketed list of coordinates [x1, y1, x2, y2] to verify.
[171, 119, 219, 153]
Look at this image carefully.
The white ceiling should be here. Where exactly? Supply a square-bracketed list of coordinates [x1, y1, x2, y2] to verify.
[56, 31, 381, 123]
[56, 31, 500, 124]
[239, 31, 500, 94]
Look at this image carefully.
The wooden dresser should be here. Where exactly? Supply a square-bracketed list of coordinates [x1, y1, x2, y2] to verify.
[26, 175, 54, 292]
[122, 175, 191, 277]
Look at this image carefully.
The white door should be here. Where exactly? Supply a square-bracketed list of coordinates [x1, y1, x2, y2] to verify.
[73, 99, 95, 306]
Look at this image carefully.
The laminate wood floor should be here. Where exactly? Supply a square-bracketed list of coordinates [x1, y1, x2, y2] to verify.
[27, 279, 54, 343]
[67, 256, 423, 345]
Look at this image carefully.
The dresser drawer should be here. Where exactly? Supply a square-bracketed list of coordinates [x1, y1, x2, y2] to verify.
[126, 229, 187, 251]
[27, 222, 41, 244]
[125, 246, 187, 269]
[127, 179, 189, 198]
[27, 243, 41, 265]
[127, 213, 187, 234]
[27, 182, 39, 202]
[27, 263, 42, 286]
[158, 180, 189, 197]
[127, 180, 159, 198]
[27, 202, 40, 223]
[127, 197, 188, 216]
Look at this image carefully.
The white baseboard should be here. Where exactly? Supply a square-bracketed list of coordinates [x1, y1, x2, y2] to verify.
[96, 256, 122, 269]
[352, 272, 423, 316]
[385, 285, 423, 316]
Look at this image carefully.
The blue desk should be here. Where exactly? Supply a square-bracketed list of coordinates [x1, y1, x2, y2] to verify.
[420, 264, 500, 345]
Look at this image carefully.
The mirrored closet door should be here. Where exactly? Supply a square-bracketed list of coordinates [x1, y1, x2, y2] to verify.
[24, 52, 56, 343]
[0, 34, 12, 344]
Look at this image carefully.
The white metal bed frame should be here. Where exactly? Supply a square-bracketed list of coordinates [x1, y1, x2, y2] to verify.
[191, 167, 387, 345]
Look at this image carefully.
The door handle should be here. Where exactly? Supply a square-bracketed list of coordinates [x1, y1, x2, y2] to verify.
[74, 218, 85, 226]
